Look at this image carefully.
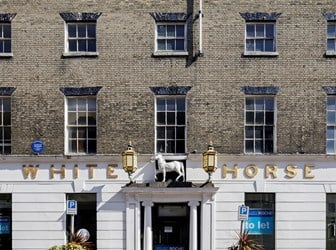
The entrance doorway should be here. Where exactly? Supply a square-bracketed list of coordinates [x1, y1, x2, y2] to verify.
[152, 203, 189, 250]
[66, 193, 97, 250]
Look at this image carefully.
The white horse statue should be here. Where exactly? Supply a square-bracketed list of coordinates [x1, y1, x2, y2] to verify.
[154, 153, 185, 182]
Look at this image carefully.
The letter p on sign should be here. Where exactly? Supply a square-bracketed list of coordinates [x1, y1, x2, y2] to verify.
[238, 205, 249, 221]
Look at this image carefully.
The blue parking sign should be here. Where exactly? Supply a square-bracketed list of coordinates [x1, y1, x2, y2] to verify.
[67, 200, 77, 215]
[238, 205, 249, 220]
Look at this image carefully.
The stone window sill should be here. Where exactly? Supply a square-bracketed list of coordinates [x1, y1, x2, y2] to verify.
[243, 51, 279, 57]
[62, 52, 99, 58]
[152, 51, 189, 57]
[0, 53, 13, 58]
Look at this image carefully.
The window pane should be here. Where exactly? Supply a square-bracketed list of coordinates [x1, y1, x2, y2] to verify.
[255, 112, 264, 124]
[167, 25, 175, 37]
[87, 24, 96, 38]
[78, 40, 87, 51]
[246, 112, 254, 124]
[166, 40, 175, 50]
[265, 39, 274, 52]
[78, 112, 87, 125]
[3, 25, 11, 38]
[177, 112, 185, 125]
[157, 112, 166, 125]
[68, 112, 77, 125]
[255, 126, 263, 139]
[245, 126, 254, 138]
[68, 99, 76, 111]
[255, 99, 265, 110]
[68, 128, 77, 139]
[328, 111, 336, 124]
[176, 25, 185, 37]
[176, 140, 185, 153]
[68, 25, 77, 37]
[176, 99, 185, 111]
[77, 99, 86, 111]
[327, 39, 335, 51]
[166, 141, 175, 153]
[265, 24, 274, 38]
[256, 24, 265, 37]
[4, 41, 10, 53]
[69, 40, 77, 52]
[327, 140, 335, 154]
[166, 112, 175, 124]
[87, 139, 96, 153]
[3, 112, 10, 126]
[3, 127, 10, 140]
[87, 99, 96, 111]
[87, 40, 96, 52]
[246, 99, 254, 110]
[246, 39, 254, 51]
[265, 140, 273, 153]
[78, 25, 86, 37]
[328, 98, 336, 110]
[328, 24, 336, 37]
[327, 127, 335, 139]
[157, 39, 166, 50]
[166, 127, 175, 139]
[3, 99, 10, 112]
[265, 126, 273, 139]
[0, 42, 3, 53]
[69, 140, 77, 153]
[77, 128, 86, 138]
[87, 127, 96, 138]
[157, 25, 166, 37]
[77, 139, 86, 153]
[265, 98, 274, 110]
[157, 140, 165, 153]
[255, 140, 263, 153]
[176, 127, 185, 139]
[157, 99, 165, 111]
[246, 24, 255, 37]
[157, 127, 165, 139]
[245, 140, 254, 153]
[167, 99, 175, 111]
[265, 112, 274, 125]
[175, 39, 184, 51]
[87, 112, 96, 125]
[255, 40, 264, 51]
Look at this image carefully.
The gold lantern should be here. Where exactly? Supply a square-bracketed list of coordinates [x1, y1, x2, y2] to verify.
[202, 141, 217, 182]
[122, 141, 137, 183]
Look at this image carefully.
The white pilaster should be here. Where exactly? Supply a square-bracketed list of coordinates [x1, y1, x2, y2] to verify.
[142, 200, 154, 250]
[189, 200, 200, 250]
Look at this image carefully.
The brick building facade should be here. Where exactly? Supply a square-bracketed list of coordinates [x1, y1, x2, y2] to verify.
[0, 0, 336, 249]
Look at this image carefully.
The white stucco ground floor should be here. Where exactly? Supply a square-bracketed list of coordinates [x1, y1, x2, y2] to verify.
[0, 154, 335, 250]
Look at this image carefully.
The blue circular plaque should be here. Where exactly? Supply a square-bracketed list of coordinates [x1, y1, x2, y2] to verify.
[31, 140, 45, 154]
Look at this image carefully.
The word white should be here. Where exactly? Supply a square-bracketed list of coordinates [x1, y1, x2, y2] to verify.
[222, 164, 315, 179]
[22, 164, 118, 179]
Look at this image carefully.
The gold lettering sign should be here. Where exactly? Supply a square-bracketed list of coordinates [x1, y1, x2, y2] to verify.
[50, 165, 66, 179]
[244, 164, 258, 178]
[107, 164, 118, 179]
[265, 164, 278, 178]
[285, 164, 298, 178]
[222, 164, 238, 178]
[304, 164, 315, 179]
[22, 165, 39, 179]
[86, 164, 97, 179]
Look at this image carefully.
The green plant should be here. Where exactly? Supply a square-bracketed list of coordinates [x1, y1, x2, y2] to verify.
[228, 230, 263, 250]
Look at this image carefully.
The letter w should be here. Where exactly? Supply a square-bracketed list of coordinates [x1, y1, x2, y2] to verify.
[22, 165, 39, 179]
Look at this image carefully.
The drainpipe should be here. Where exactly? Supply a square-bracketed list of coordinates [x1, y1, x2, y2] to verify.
[198, 0, 204, 57]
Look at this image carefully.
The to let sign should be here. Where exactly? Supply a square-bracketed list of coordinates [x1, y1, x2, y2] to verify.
[66, 200, 77, 215]
[238, 205, 249, 221]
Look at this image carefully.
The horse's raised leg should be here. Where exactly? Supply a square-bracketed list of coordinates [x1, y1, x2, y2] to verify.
[162, 169, 166, 182]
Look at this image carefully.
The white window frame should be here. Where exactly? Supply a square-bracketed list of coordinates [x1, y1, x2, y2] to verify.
[0, 22, 13, 57]
[63, 22, 98, 57]
[244, 22, 278, 56]
[155, 96, 187, 155]
[327, 96, 336, 154]
[154, 22, 188, 56]
[326, 21, 336, 56]
[64, 96, 97, 155]
[244, 96, 277, 154]
[0, 98, 11, 154]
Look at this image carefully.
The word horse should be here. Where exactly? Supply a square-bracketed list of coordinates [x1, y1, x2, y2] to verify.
[154, 153, 185, 182]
